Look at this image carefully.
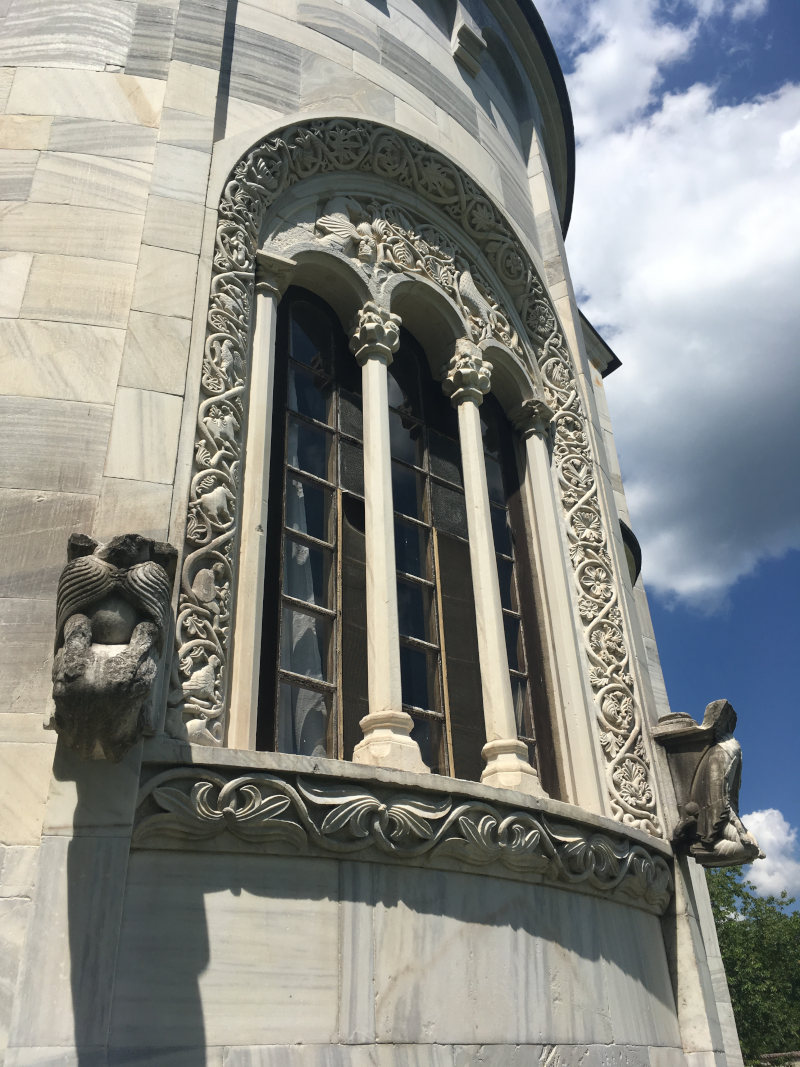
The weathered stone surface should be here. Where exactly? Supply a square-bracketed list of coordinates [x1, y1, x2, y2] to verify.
[0, 320, 124, 404]
[0, 251, 32, 317]
[21, 253, 137, 328]
[0, 201, 144, 263]
[28, 152, 151, 213]
[49, 533, 177, 761]
[104, 387, 184, 484]
[655, 701, 763, 866]
[7, 69, 164, 127]
[47, 117, 157, 163]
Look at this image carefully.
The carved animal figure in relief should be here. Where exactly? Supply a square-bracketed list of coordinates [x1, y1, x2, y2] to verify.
[49, 533, 177, 761]
[661, 699, 763, 867]
[196, 482, 235, 525]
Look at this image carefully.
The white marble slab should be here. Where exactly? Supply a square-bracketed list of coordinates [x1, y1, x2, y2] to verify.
[103, 386, 184, 484]
[29, 151, 152, 214]
[158, 107, 214, 152]
[0, 116, 52, 150]
[142, 194, 206, 255]
[0, 844, 39, 899]
[110, 853, 340, 1047]
[0, 251, 32, 317]
[0, 0, 136, 69]
[0, 488, 97, 600]
[130, 245, 199, 320]
[119, 309, 191, 392]
[93, 476, 173, 543]
[162, 61, 219, 118]
[0, 743, 54, 846]
[150, 142, 210, 204]
[0, 897, 32, 1055]
[42, 743, 141, 838]
[8, 834, 132, 1050]
[125, 1, 178, 81]
[0, 396, 112, 494]
[47, 117, 157, 163]
[0, 202, 144, 263]
[0, 319, 124, 404]
[0, 150, 38, 200]
[300, 54, 394, 121]
[7, 69, 164, 128]
[0, 599, 56, 718]
[0, 68, 14, 112]
[21, 253, 137, 329]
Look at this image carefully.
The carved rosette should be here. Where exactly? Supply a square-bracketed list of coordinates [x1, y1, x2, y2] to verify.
[175, 119, 662, 837]
[442, 339, 492, 406]
[134, 768, 672, 914]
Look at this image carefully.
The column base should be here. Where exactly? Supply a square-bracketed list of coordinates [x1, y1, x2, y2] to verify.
[352, 710, 431, 774]
[480, 739, 547, 797]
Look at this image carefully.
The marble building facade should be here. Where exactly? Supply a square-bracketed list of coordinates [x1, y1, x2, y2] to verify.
[0, 0, 746, 1063]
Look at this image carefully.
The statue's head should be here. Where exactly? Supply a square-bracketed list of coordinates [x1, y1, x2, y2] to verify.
[702, 698, 737, 740]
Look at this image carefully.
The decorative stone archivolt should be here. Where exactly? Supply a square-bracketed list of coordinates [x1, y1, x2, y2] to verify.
[172, 118, 662, 835]
[134, 766, 672, 914]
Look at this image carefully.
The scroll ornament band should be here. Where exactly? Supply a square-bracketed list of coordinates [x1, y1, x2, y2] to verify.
[135, 769, 672, 914]
[172, 119, 661, 835]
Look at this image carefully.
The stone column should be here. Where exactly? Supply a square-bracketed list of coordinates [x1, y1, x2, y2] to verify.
[349, 302, 429, 773]
[228, 251, 296, 750]
[443, 339, 545, 795]
[512, 395, 609, 812]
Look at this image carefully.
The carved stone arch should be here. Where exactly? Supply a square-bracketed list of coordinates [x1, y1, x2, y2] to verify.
[171, 117, 663, 838]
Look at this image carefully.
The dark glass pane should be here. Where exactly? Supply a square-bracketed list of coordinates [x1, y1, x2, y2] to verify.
[285, 475, 332, 542]
[387, 373, 406, 410]
[490, 504, 512, 556]
[431, 480, 467, 539]
[395, 518, 428, 578]
[282, 537, 332, 608]
[388, 349, 421, 413]
[429, 430, 462, 486]
[485, 455, 505, 505]
[503, 613, 521, 671]
[511, 674, 528, 737]
[340, 438, 364, 497]
[287, 416, 332, 480]
[392, 462, 423, 520]
[277, 681, 331, 757]
[290, 305, 331, 370]
[496, 556, 515, 611]
[400, 643, 436, 711]
[437, 532, 484, 782]
[288, 363, 330, 424]
[397, 579, 431, 642]
[410, 714, 444, 774]
[339, 389, 363, 440]
[389, 409, 422, 466]
[480, 406, 501, 459]
[281, 606, 332, 681]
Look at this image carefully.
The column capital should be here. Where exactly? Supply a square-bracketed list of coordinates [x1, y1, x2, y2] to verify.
[510, 394, 554, 439]
[349, 302, 401, 366]
[442, 338, 492, 406]
[255, 251, 297, 298]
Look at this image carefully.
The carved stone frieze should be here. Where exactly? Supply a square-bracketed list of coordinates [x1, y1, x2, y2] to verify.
[50, 534, 177, 761]
[174, 119, 662, 836]
[134, 767, 673, 913]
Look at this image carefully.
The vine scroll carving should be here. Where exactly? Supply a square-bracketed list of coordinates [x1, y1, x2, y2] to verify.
[171, 119, 662, 836]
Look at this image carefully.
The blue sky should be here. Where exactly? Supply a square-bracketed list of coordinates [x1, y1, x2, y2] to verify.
[535, 0, 800, 898]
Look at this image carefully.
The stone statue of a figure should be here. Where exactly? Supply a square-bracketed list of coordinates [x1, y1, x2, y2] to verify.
[655, 699, 763, 867]
[49, 533, 177, 761]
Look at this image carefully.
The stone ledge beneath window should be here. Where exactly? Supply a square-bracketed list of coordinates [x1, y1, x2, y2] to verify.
[137, 740, 674, 916]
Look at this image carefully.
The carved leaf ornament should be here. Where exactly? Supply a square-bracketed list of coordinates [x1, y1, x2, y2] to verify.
[176, 118, 661, 836]
[135, 769, 672, 913]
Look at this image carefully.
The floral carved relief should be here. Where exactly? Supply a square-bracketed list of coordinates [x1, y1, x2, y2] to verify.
[173, 119, 661, 836]
[134, 768, 672, 913]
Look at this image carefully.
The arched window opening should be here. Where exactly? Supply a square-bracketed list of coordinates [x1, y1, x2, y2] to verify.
[257, 286, 556, 793]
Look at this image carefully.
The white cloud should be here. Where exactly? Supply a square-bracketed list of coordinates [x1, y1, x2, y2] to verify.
[556, 1, 800, 606]
[743, 808, 800, 898]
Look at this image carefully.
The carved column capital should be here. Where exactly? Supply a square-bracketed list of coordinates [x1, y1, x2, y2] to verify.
[511, 395, 554, 440]
[442, 339, 492, 406]
[255, 251, 297, 298]
[349, 302, 401, 366]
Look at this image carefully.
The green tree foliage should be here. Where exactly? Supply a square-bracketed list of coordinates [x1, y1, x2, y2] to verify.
[706, 866, 800, 1063]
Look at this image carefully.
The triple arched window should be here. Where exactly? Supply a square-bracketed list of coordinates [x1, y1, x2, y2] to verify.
[257, 287, 557, 793]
